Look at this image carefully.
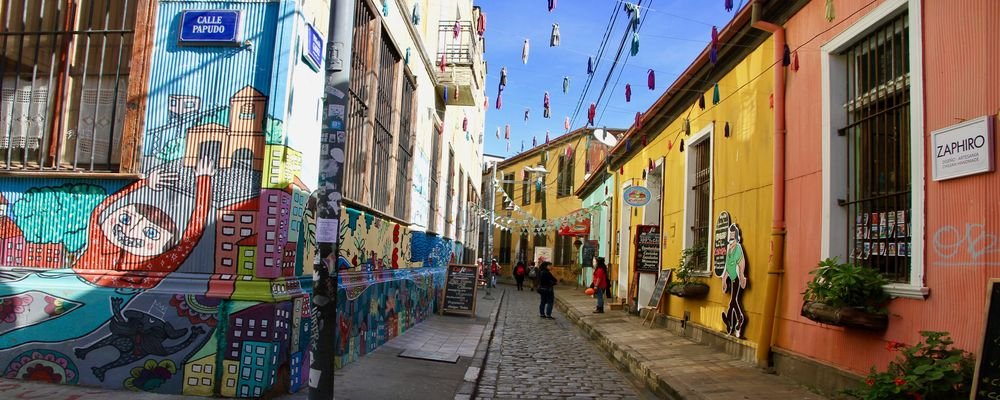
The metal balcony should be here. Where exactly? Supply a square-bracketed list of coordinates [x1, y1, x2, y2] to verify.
[436, 20, 486, 107]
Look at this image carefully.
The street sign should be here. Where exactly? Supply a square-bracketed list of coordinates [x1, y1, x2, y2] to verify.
[178, 10, 242, 45]
[303, 23, 325, 71]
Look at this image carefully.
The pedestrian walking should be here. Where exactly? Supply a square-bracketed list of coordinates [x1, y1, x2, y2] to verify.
[590, 257, 609, 313]
[513, 260, 527, 291]
[527, 261, 539, 290]
[477, 258, 486, 288]
[537, 261, 557, 319]
[490, 259, 500, 288]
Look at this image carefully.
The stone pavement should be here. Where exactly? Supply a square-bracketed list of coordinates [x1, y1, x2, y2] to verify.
[553, 285, 827, 400]
[475, 286, 652, 400]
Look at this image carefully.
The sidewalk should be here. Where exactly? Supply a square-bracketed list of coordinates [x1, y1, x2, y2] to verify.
[553, 286, 827, 400]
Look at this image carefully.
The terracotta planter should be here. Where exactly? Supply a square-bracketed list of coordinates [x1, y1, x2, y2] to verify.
[668, 283, 709, 298]
[800, 301, 888, 331]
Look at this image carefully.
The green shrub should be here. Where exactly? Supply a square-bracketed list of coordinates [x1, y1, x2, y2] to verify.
[847, 331, 974, 400]
[803, 258, 889, 313]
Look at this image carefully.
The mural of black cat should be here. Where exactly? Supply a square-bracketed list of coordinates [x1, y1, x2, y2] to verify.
[74, 297, 206, 381]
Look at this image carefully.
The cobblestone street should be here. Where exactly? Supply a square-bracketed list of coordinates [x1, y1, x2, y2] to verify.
[476, 287, 650, 400]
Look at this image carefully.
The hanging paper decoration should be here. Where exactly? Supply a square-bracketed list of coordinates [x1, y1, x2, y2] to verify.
[543, 92, 551, 118]
[444, 86, 449, 103]
[679, 139, 685, 152]
[619, 166, 624, 174]
[649, 158, 654, 171]
[684, 118, 691, 135]
[550, 23, 561, 47]
[625, 139, 631, 151]
[533, 136, 537, 147]
[545, 130, 551, 144]
[769, 93, 774, 109]
[412, 3, 421, 25]
[563, 76, 570, 93]
[477, 11, 487, 36]
[522, 39, 530, 64]
[496, 127, 500, 139]
[647, 69, 655, 90]
[505, 124, 510, 139]
[724, 122, 731, 138]
[524, 108, 530, 122]
[564, 116, 570, 131]
[462, 116, 468, 131]
[713, 83, 720, 105]
[698, 94, 705, 110]
[405, 47, 411, 65]
[484, 94, 488, 109]
[383, 0, 389, 16]
[506, 141, 510, 151]
[499, 67, 507, 89]
[588, 57, 594, 75]
[791, 50, 800, 71]
[565, 144, 573, 158]
[548, 0, 556, 12]
[496, 92, 502, 109]
[625, 84, 632, 102]
[825, 0, 835, 22]
[642, 135, 647, 146]
[453, 21, 460, 39]
[710, 26, 719, 64]
[710, 46, 718, 64]
[725, 0, 734, 12]
[630, 32, 639, 56]
[521, 141, 524, 152]
[635, 111, 642, 128]
[782, 44, 791, 66]
[711, 26, 719, 50]
[624, 2, 640, 27]
[587, 103, 596, 125]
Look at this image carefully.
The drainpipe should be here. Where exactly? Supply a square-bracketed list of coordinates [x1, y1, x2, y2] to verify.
[751, 0, 786, 369]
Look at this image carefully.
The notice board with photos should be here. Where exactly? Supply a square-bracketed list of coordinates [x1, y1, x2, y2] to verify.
[442, 264, 478, 317]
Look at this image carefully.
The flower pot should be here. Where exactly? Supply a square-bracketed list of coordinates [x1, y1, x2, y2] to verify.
[800, 301, 888, 331]
[668, 283, 709, 298]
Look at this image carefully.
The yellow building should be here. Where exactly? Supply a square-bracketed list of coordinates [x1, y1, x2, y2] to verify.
[603, 15, 777, 362]
[488, 128, 620, 282]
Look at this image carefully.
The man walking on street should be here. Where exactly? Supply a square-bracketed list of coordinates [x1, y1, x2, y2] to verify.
[513, 261, 527, 291]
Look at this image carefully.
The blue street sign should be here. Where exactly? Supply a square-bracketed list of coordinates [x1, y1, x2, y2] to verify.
[178, 10, 242, 45]
[304, 23, 324, 71]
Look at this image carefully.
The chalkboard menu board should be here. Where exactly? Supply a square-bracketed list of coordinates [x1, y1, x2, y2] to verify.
[442, 264, 478, 316]
[581, 240, 599, 268]
[646, 269, 673, 308]
[973, 280, 1000, 399]
[634, 225, 661, 273]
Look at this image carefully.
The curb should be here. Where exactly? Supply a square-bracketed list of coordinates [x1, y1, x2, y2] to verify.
[454, 289, 505, 400]
[554, 293, 693, 400]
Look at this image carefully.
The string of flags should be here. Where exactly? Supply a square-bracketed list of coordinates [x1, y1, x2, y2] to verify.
[471, 179, 612, 234]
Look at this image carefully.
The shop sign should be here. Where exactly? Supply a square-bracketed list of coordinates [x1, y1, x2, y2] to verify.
[303, 23, 324, 71]
[932, 114, 995, 181]
[179, 10, 242, 45]
[623, 186, 651, 207]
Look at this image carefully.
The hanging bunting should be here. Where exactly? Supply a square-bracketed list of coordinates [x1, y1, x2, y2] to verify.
[521, 141, 524, 152]
[588, 57, 594, 75]
[550, 23, 561, 47]
[462, 116, 468, 131]
[647, 69, 655, 90]
[635, 111, 642, 128]
[630, 32, 639, 56]
[711, 26, 719, 48]
[484, 93, 488, 109]
[522, 39, 530, 64]
[496, 126, 500, 139]
[724, 122, 730, 138]
[698, 94, 705, 110]
[825, 0, 835, 22]
[587, 103, 596, 125]
[548, 0, 556, 12]
[496, 92, 502, 109]
[565, 144, 573, 158]
[506, 140, 510, 152]
[412, 3, 421, 25]
[499, 67, 508, 89]
[679, 139, 685, 152]
[624, 2, 640, 28]
[642, 169, 647, 180]
[710, 46, 718, 64]
[524, 108, 530, 122]
[439, 54, 446, 72]
[564, 116, 570, 131]
[545, 130, 551, 144]
[563, 76, 570, 93]
[791, 50, 800, 71]
[505, 124, 510, 139]
[713, 83, 720, 105]
[642, 135, 647, 146]
[769, 93, 774, 109]
[453, 20, 460, 39]
[625, 84, 632, 102]
[619, 166, 624, 175]
[625, 139, 631, 152]
[684, 118, 691, 135]
[667, 140, 673, 150]
[477, 11, 487, 36]
[444, 86, 449, 103]
[782, 44, 791, 66]
[725, 0, 734, 12]
[383, 0, 389, 16]
[543, 92, 551, 118]
[533, 136, 537, 147]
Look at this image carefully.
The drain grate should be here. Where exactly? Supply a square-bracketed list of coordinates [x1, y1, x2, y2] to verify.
[397, 349, 460, 363]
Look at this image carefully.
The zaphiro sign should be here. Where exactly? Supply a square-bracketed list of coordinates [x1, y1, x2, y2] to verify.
[178, 10, 242, 45]
[932, 115, 995, 181]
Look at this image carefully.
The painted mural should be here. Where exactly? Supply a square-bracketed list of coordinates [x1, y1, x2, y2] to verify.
[0, 1, 323, 397]
[717, 212, 748, 338]
[337, 207, 417, 272]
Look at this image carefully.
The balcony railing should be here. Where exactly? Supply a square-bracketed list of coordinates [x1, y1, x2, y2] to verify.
[437, 20, 484, 80]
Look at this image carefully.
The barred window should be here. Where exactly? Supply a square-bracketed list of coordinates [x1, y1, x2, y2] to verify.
[429, 124, 441, 229]
[557, 155, 575, 197]
[554, 234, 573, 265]
[687, 137, 711, 272]
[343, 0, 375, 202]
[521, 171, 530, 206]
[445, 148, 455, 237]
[393, 75, 416, 221]
[1, 0, 141, 172]
[841, 13, 911, 283]
[502, 173, 514, 209]
[369, 30, 399, 215]
[533, 232, 547, 247]
[499, 229, 512, 264]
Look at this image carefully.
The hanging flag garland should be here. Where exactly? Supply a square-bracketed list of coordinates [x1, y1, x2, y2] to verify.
[647, 69, 655, 90]
[522, 39, 530, 64]
[563, 76, 570, 93]
[625, 84, 632, 102]
[635, 111, 642, 128]
[587, 103, 596, 126]
[444, 86, 449, 103]
[713, 83, 720, 105]
[710, 26, 719, 64]
[462, 116, 468, 131]
[533, 136, 537, 147]
[405, 47, 411, 65]
[496, 126, 500, 139]
[782, 44, 791, 66]
[684, 118, 691, 135]
[499, 66, 508, 89]
[550, 23, 561, 47]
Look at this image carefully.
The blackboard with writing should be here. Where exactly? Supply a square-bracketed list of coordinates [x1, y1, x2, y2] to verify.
[581, 240, 598, 268]
[634, 225, 661, 273]
[646, 269, 673, 308]
[973, 280, 1000, 399]
[442, 264, 478, 317]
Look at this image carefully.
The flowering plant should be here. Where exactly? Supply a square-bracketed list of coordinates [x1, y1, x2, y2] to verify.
[848, 331, 974, 400]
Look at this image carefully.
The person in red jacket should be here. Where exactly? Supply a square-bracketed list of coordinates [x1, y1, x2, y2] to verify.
[513, 260, 527, 291]
[591, 256, 609, 313]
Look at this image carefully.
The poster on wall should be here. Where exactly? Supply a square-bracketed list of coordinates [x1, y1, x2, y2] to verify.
[633, 225, 660, 273]
[533, 246, 553, 265]
[713, 211, 732, 277]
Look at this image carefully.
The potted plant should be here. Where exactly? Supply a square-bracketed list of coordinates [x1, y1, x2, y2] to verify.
[847, 331, 974, 400]
[801, 258, 890, 330]
[668, 246, 710, 298]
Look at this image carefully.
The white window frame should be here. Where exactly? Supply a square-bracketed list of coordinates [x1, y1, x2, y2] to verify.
[682, 123, 714, 275]
[820, 0, 927, 298]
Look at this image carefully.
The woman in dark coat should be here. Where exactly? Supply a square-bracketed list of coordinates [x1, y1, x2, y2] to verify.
[537, 262, 558, 319]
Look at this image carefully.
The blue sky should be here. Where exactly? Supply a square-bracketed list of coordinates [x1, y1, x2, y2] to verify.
[480, 0, 742, 157]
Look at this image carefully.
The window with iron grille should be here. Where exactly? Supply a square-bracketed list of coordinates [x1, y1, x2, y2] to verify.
[554, 234, 573, 265]
[521, 171, 530, 205]
[343, 0, 375, 202]
[841, 13, 911, 283]
[369, 30, 399, 215]
[499, 229, 512, 264]
[1, 0, 142, 172]
[688, 137, 711, 272]
[429, 124, 441, 229]
[393, 75, 416, 221]
[502, 173, 514, 209]
[456, 168, 465, 240]
[534, 232, 547, 247]
[557, 155, 575, 197]
[534, 164, 544, 203]
[446, 148, 455, 237]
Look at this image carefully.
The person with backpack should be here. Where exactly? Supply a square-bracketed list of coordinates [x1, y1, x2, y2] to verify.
[490, 259, 500, 288]
[537, 261, 558, 319]
[513, 260, 527, 291]
[527, 262, 539, 290]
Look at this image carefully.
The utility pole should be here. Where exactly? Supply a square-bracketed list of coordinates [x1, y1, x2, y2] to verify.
[311, 0, 354, 398]
[483, 162, 497, 299]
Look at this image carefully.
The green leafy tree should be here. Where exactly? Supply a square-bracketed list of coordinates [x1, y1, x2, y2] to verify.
[12, 183, 107, 252]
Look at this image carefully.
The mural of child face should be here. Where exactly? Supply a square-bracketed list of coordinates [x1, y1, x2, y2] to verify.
[101, 204, 178, 257]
